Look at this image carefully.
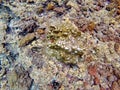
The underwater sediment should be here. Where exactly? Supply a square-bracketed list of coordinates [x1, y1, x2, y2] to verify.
[0, 0, 120, 90]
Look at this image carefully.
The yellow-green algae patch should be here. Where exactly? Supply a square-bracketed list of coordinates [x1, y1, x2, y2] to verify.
[46, 19, 83, 64]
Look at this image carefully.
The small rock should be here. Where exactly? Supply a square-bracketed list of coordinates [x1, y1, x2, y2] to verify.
[83, 81, 89, 88]
[46, 2, 54, 11]
[106, 3, 115, 11]
[54, 7, 65, 15]
[114, 43, 120, 55]
[0, 44, 5, 53]
[19, 33, 35, 47]
[36, 29, 45, 35]
[118, 79, 120, 86]
[8, 64, 33, 90]
[117, 9, 120, 15]
[92, 85, 100, 90]
[7, 71, 18, 89]
[107, 75, 115, 82]
[66, 0, 79, 10]
[97, 1, 104, 7]
[19, 20, 38, 36]
[111, 81, 120, 90]
[85, 55, 93, 63]
[94, 77, 100, 85]
[88, 65, 97, 77]
[118, 6, 120, 9]
[0, 67, 5, 77]
[59, 85, 64, 90]
[112, 0, 120, 6]
[36, 6, 44, 14]
[100, 86, 105, 90]
[88, 22, 96, 31]
[113, 68, 120, 79]
[32, 54, 44, 69]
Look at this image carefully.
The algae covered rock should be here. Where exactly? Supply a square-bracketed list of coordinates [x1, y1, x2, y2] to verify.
[7, 64, 33, 90]
[47, 19, 81, 41]
[46, 19, 83, 64]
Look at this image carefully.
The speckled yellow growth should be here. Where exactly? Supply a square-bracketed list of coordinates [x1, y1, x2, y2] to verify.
[47, 19, 83, 64]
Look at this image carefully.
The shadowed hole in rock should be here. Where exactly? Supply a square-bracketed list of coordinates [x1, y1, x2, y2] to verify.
[18, 21, 38, 36]
[50, 80, 61, 90]
[6, 26, 11, 34]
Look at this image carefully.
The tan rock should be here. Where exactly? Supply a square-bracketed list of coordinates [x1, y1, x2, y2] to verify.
[88, 22, 96, 31]
[36, 29, 45, 35]
[46, 2, 54, 11]
[19, 33, 35, 47]
[111, 81, 120, 90]
[114, 42, 120, 55]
